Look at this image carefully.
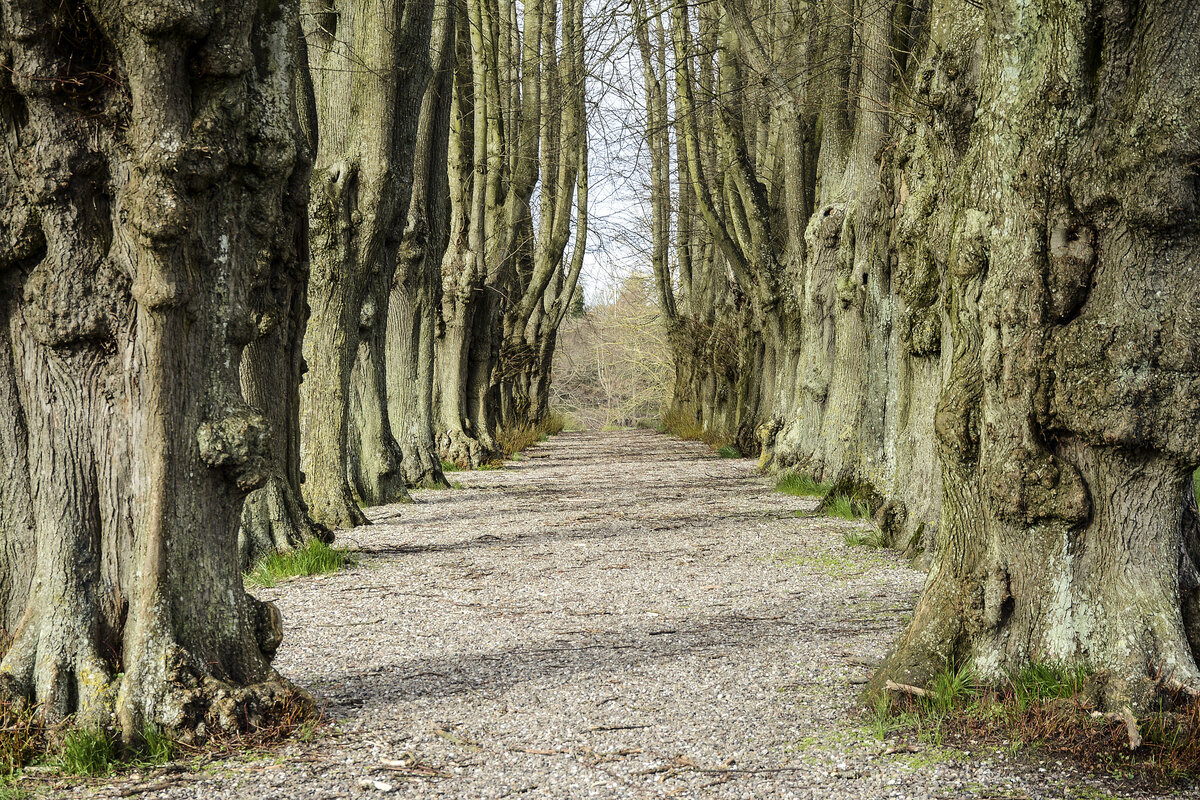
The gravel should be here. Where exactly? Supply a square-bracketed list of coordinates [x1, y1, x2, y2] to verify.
[68, 430, 1186, 799]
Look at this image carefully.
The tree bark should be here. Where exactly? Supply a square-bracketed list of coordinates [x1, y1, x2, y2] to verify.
[390, 0, 455, 487]
[299, 0, 435, 525]
[0, 0, 307, 740]
[878, 0, 1200, 708]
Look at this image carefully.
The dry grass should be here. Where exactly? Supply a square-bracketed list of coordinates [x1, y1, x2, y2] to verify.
[661, 405, 733, 451]
[496, 411, 568, 457]
[875, 663, 1200, 787]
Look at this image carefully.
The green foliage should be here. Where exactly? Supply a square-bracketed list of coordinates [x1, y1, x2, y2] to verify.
[245, 540, 351, 589]
[136, 725, 173, 766]
[441, 460, 462, 473]
[929, 663, 976, 714]
[58, 728, 118, 776]
[1009, 662, 1089, 711]
[716, 444, 741, 458]
[843, 528, 885, 548]
[824, 494, 870, 520]
[0, 778, 28, 800]
[775, 471, 830, 497]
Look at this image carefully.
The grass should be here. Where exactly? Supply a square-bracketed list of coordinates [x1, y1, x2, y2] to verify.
[824, 493, 871, 520]
[775, 471, 830, 497]
[58, 729, 118, 776]
[843, 528, 885, 548]
[244, 539, 352, 589]
[441, 460, 462, 473]
[496, 411, 568, 458]
[659, 405, 736, 452]
[873, 661, 1200, 786]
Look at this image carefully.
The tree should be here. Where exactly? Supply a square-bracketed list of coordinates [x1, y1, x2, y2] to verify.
[389, 0, 456, 488]
[298, 0, 437, 527]
[640, 0, 1200, 707]
[0, 0, 307, 739]
[877, 0, 1200, 709]
[435, 0, 588, 464]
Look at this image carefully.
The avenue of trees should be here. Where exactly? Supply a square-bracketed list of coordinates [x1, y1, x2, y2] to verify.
[0, 0, 1197, 745]
[0, 0, 585, 740]
[640, 0, 1200, 709]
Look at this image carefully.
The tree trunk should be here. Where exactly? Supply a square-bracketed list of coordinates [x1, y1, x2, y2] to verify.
[877, 0, 1200, 709]
[0, 0, 306, 740]
[299, 0, 435, 525]
[239, 126, 331, 569]
[389, 0, 455, 487]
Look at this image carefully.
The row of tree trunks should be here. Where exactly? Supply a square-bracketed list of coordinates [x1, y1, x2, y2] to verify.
[434, 0, 588, 466]
[298, 0, 437, 528]
[644, 0, 1200, 708]
[0, 0, 589, 744]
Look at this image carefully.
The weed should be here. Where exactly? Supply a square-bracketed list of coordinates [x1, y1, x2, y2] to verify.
[245, 540, 352, 589]
[843, 528, 885, 548]
[775, 471, 830, 497]
[440, 460, 462, 473]
[0, 778, 27, 800]
[58, 728, 117, 776]
[0, 702, 40, 778]
[716, 444, 741, 459]
[135, 725, 173, 766]
[1009, 662, 1089, 711]
[824, 494, 870, 520]
[873, 662, 1200, 787]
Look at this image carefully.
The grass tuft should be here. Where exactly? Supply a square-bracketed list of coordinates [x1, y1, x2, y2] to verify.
[824, 493, 871, 520]
[244, 539, 351, 589]
[136, 724, 173, 766]
[874, 661, 1200, 786]
[660, 405, 735, 451]
[440, 460, 462, 473]
[775, 471, 830, 497]
[716, 444, 741, 459]
[496, 411, 568, 458]
[843, 528, 885, 548]
[58, 728, 117, 776]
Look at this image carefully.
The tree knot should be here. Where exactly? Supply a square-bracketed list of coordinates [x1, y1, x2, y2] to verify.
[197, 409, 271, 491]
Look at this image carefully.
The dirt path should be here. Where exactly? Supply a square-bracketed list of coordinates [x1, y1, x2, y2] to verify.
[91, 431, 1168, 799]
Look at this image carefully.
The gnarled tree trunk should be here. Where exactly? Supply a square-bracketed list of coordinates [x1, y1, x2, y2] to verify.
[299, 0, 435, 526]
[0, 0, 306, 740]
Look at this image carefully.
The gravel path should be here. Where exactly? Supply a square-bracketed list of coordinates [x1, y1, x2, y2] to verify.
[77, 430, 1183, 799]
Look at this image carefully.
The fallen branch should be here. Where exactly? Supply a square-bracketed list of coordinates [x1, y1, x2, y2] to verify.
[885, 680, 929, 698]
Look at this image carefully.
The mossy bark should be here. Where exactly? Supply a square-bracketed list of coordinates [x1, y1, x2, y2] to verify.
[299, 0, 435, 523]
[0, 0, 307, 740]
